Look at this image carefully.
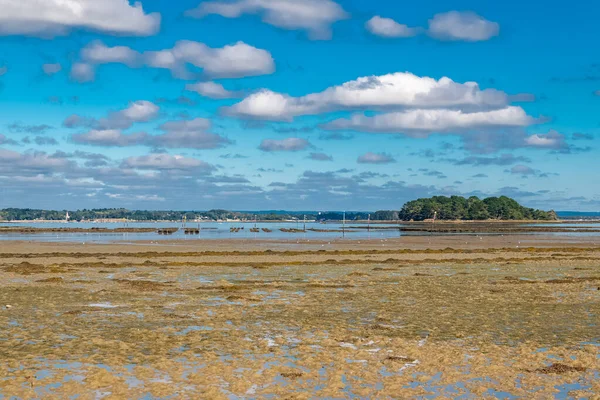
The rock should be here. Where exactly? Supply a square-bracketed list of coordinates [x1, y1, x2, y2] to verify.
[5, 305, 12, 309]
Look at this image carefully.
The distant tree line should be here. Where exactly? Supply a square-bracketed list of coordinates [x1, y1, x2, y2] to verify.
[397, 196, 557, 221]
[0, 196, 557, 222]
[0, 208, 371, 222]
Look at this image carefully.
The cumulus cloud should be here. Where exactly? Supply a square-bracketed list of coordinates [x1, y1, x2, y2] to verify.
[259, 138, 312, 152]
[150, 41, 274, 78]
[72, 130, 148, 147]
[0, 0, 160, 37]
[366, 16, 419, 38]
[81, 42, 141, 66]
[108, 101, 159, 127]
[154, 118, 232, 149]
[186, 0, 348, 40]
[357, 152, 396, 164]
[186, 81, 241, 99]
[42, 63, 62, 76]
[121, 154, 214, 172]
[225, 72, 510, 121]
[0, 148, 72, 173]
[0, 148, 262, 210]
[74, 40, 275, 81]
[94, 100, 160, 130]
[325, 107, 536, 136]
[0, 146, 587, 211]
[428, 11, 499, 42]
[64, 100, 159, 131]
[71, 117, 231, 150]
[308, 152, 333, 161]
[524, 130, 568, 150]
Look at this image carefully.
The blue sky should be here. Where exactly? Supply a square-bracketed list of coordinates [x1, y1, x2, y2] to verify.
[0, 0, 598, 211]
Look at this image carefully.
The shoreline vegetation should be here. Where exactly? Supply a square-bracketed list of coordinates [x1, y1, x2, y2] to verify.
[0, 195, 573, 223]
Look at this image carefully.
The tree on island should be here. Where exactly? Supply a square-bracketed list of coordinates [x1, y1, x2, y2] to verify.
[0, 196, 557, 222]
[398, 196, 557, 221]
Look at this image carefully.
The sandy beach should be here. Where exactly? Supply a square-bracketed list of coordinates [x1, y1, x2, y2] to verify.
[1, 235, 599, 398]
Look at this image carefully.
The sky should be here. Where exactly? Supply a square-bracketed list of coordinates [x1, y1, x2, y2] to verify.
[0, 0, 598, 212]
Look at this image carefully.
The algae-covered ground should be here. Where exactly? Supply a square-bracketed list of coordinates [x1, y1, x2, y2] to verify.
[1, 238, 599, 399]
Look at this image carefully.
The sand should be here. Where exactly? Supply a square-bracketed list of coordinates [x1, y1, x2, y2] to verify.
[1, 235, 599, 398]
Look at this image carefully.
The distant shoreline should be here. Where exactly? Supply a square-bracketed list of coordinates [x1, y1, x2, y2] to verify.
[1, 219, 599, 224]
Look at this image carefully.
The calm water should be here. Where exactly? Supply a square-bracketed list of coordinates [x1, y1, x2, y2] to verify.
[0, 221, 406, 243]
[1, 221, 599, 243]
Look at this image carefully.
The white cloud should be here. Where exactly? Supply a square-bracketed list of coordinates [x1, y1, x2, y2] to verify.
[225, 72, 510, 121]
[186, 81, 241, 99]
[0, 65, 7, 76]
[122, 154, 214, 171]
[0, 148, 72, 171]
[428, 11, 499, 42]
[64, 100, 159, 129]
[155, 118, 232, 149]
[71, 117, 231, 150]
[81, 41, 141, 66]
[94, 100, 159, 130]
[186, 0, 348, 40]
[146, 40, 275, 78]
[357, 152, 396, 164]
[325, 107, 536, 136]
[0, 0, 160, 37]
[524, 130, 568, 150]
[70, 63, 95, 82]
[366, 16, 419, 38]
[75, 40, 274, 80]
[116, 100, 159, 123]
[259, 138, 312, 152]
[42, 63, 62, 75]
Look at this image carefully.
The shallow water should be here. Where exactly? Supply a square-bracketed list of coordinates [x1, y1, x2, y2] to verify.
[2, 221, 600, 243]
[0, 221, 405, 242]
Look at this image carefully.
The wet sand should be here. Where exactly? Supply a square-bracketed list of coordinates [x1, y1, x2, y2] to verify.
[1, 236, 599, 398]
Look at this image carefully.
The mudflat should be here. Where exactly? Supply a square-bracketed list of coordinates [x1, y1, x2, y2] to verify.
[1, 236, 599, 398]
